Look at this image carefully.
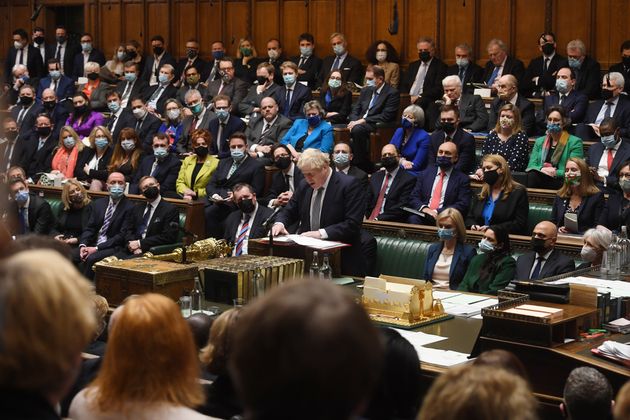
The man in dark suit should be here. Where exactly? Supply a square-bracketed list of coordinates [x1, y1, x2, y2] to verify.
[482, 39, 525, 93]
[178, 89, 214, 154]
[40, 88, 69, 140]
[566, 39, 601, 100]
[48, 25, 80, 77]
[176, 65, 208, 105]
[209, 95, 246, 158]
[543, 67, 588, 125]
[515, 221, 575, 280]
[25, 114, 57, 180]
[290, 32, 323, 89]
[36, 58, 75, 102]
[9, 178, 53, 235]
[266, 38, 288, 86]
[366, 144, 416, 222]
[260, 144, 304, 209]
[71, 32, 106, 79]
[11, 84, 43, 138]
[104, 90, 136, 143]
[0, 118, 30, 173]
[223, 183, 274, 255]
[587, 117, 630, 193]
[245, 97, 292, 164]
[427, 104, 476, 174]
[332, 141, 368, 194]
[445, 43, 484, 95]
[118, 175, 179, 258]
[129, 96, 163, 152]
[277, 61, 312, 121]
[79, 172, 135, 278]
[205, 57, 249, 113]
[408, 141, 471, 225]
[238, 62, 283, 117]
[437, 75, 488, 132]
[347, 65, 400, 173]
[31, 27, 50, 67]
[4, 28, 44, 84]
[609, 40, 630, 95]
[523, 32, 568, 97]
[143, 64, 178, 116]
[319, 32, 363, 86]
[132, 133, 182, 197]
[205, 133, 265, 238]
[175, 38, 209, 84]
[404, 37, 448, 114]
[272, 148, 368, 276]
[487, 75, 536, 136]
[205, 41, 226, 84]
[140, 35, 177, 87]
[116, 61, 148, 108]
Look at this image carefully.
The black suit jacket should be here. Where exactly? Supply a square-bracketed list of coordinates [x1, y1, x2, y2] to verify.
[238, 83, 283, 117]
[574, 55, 601, 100]
[277, 83, 313, 121]
[143, 83, 178, 115]
[140, 52, 177, 85]
[4, 45, 45, 82]
[175, 56, 210, 82]
[206, 156, 265, 198]
[132, 153, 182, 195]
[349, 84, 400, 126]
[115, 79, 149, 108]
[208, 116, 247, 158]
[584, 96, 630, 138]
[319, 54, 364, 85]
[466, 186, 529, 235]
[482, 55, 526, 85]
[13, 194, 54, 235]
[409, 165, 472, 218]
[47, 41, 80, 77]
[515, 249, 575, 280]
[523, 54, 568, 95]
[446, 63, 484, 94]
[11, 102, 44, 136]
[551, 192, 604, 234]
[80, 196, 135, 250]
[71, 49, 106, 79]
[205, 77, 249, 114]
[179, 108, 215, 153]
[366, 168, 416, 221]
[260, 165, 304, 206]
[135, 112, 164, 153]
[488, 95, 536, 136]
[0, 136, 32, 172]
[543, 90, 588, 124]
[74, 146, 114, 182]
[598, 191, 630, 232]
[320, 89, 352, 124]
[290, 54, 323, 89]
[609, 61, 630, 95]
[25, 133, 57, 178]
[427, 127, 476, 174]
[106, 109, 136, 142]
[123, 198, 179, 252]
[345, 165, 369, 194]
[587, 140, 630, 191]
[223, 205, 274, 246]
[404, 58, 448, 109]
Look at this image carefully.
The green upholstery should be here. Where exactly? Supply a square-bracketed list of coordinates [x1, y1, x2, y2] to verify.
[47, 198, 64, 220]
[527, 203, 553, 235]
[375, 236, 432, 279]
[149, 243, 183, 255]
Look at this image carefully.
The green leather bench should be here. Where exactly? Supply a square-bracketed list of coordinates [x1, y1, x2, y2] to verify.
[374, 236, 433, 279]
[527, 203, 553, 234]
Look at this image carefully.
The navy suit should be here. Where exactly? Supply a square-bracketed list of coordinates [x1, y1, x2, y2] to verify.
[578, 96, 630, 139]
[482, 55, 526, 85]
[574, 55, 601, 100]
[551, 192, 604, 234]
[24, 132, 57, 179]
[319, 54, 363, 85]
[120, 198, 179, 253]
[115, 78, 149, 108]
[446, 63, 484, 94]
[223, 205, 274, 248]
[403, 58, 448, 111]
[290, 54, 323, 89]
[488, 95, 536, 136]
[427, 127, 476, 175]
[424, 242, 477, 289]
[598, 191, 630, 233]
[587, 140, 630, 192]
[208, 116, 247, 158]
[365, 168, 416, 222]
[36, 75, 75, 101]
[143, 83, 178, 115]
[260, 165, 304, 207]
[515, 249, 575, 280]
[132, 153, 182, 197]
[277, 83, 313, 121]
[523, 54, 568, 96]
[71, 49, 106, 79]
[11, 102, 44, 138]
[134, 112, 164, 153]
[11, 194, 54, 235]
[543, 90, 588, 124]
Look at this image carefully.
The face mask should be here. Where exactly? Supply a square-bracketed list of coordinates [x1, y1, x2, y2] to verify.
[194, 146, 209, 158]
[623, 56, 630, 67]
[555, 79, 569, 94]
[568, 57, 581, 69]
[70, 193, 84, 204]
[601, 89, 614, 101]
[124, 72, 137, 82]
[166, 109, 181, 120]
[283, 74, 296, 85]
[13, 41, 23, 50]
[74, 104, 88, 115]
[231, 149, 245, 161]
[437, 228, 455, 241]
[109, 184, 125, 199]
[268, 50, 279, 60]
[307, 115, 321, 127]
[328, 79, 342, 89]
[121, 140, 135, 151]
[483, 169, 500, 185]
[499, 116, 514, 128]
[143, 185, 159, 200]
[478, 238, 496, 253]
[153, 46, 164, 56]
[50, 70, 61, 80]
[601, 134, 617, 149]
[620, 179, 630, 193]
[333, 44, 345, 56]
[126, 50, 137, 59]
[154, 147, 168, 159]
[158, 73, 169, 84]
[36, 126, 51, 137]
[186, 75, 200, 85]
[333, 152, 350, 167]
[81, 42, 92, 52]
[381, 156, 399, 171]
[212, 51, 225, 60]
[43, 100, 56, 111]
[436, 156, 453, 169]
[5, 130, 18, 141]
[189, 103, 203, 115]
[187, 49, 198, 59]
[256, 75, 268, 85]
[63, 136, 76, 148]
[133, 107, 147, 120]
[20, 96, 33, 106]
[117, 51, 126, 61]
[300, 46, 313, 57]
[531, 237, 548, 254]
[216, 109, 230, 121]
[95, 137, 109, 149]
[56, 35, 66, 44]
[541, 43, 555, 56]
[376, 51, 387, 62]
[441, 121, 456, 133]
[419, 51, 431, 62]
[240, 47, 252, 57]
[15, 190, 29, 204]
[107, 101, 120, 113]
[580, 245, 598, 262]
[238, 198, 256, 213]
[275, 156, 291, 170]
[456, 57, 469, 68]
[34, 36, 46, 46]
[365, 79, 376, 87]
[565, 174, 581, 186]
[547, 122, 562, 134]
[401, 117, 414, 129]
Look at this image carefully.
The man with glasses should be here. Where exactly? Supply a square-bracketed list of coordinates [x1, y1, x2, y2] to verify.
[206, 57, 248, 114]
[208, 95, 246, 158]
[179, 89, 212, 154]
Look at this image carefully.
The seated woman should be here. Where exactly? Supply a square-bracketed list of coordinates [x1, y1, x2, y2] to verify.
[51, 126, 85, 179]
[389, 104, 430, 176]
[198, 308, 242, 419]
[458, 225, 515, 295]
[424, 208, 476, 290]
[551, 157, 604, 234]
[69, 293, 209, 419]
[365, 40, 400, 88]
[158, 98, 185, 152]
[176, 129, 219, 200]
[598, 161, 630, 233]
[234, 37, 260, 85]
[77, 62, 109, 111]
[101, 44, 126, 83]
[578, 227, 613, 269]
[51, 179, 92, 256]
[107, 127, 144, 183]
[320, 70, 352, 124]
[281, 100, 333, 159]
[65, 92, 106, 139]
[473, 103, 528, 179]
[467, 154, 529, 235]
[526, 105, 583, 190]
[75, 126, 114, 191]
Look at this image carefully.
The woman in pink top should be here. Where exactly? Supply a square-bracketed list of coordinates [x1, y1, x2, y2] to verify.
[51, 126, 84, 179]
[65, 92, 106, 138]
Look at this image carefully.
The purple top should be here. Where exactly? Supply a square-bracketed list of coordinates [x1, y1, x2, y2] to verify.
[65, 111, 106, 138]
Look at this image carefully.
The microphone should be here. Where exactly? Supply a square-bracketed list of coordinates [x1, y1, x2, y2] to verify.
[169, 221, 198, 241]
[262, 206, 282, 230]
[30, 4, 43, 21]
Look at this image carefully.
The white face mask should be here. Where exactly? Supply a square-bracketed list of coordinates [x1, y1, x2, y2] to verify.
[375, 51, 387, 62]
[580, 245, 598, 262]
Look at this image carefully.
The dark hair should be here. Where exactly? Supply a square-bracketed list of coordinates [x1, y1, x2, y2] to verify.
[546, 105, 569, 128]
[130, 95, 145, 105]
[372, 65, 385, 79]
[539, 31, 557, 44]
[153, 133, 170, 144]
[320, 70, 349, 99]
[13, 29, 28, 39]
[106, 89, 121, 100]
[334, 140, 353, 154]
[272, 144, 291, 157]
[33, 26, 45, 34]
[151, 35, 165, 43]
[123, 61, 139, 72]
[186, 37, 199, 44]
[81, 32, 93, 39]
[557, 66, 577, 80]
[298, 33, 315, 44]
[55, 25, 67, 31]
[213, 94, 231, 106]
[219, 56, 235, 66]
[563, 367, 612, 420]
[618, 160, 630, 176]
[365, 40, 400, 64]
[267, 37, 282, 48]
[0, 234, 73, 261]
[46, 58, 61, 68]
[478, 224, 511, 292]
[229, 132, 247, 143]
[599, 116, 618, 132]
[440, 104, 460, 115]
[186, 313, 214, 351]
[72, 91, 90, 103]
[232, 183, 254, 195]
[620, 40, 630, 52]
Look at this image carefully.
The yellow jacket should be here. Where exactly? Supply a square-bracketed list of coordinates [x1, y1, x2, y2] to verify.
[176, 154, 219, 198]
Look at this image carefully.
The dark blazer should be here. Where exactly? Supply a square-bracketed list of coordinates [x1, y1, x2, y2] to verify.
[424, 242, 477, 289]
[609, 61, 630, 95]
[238, 83, 283, 117]
[179, 108, 215, 154]
[47, 41, 81, 77]
[456, 94, 490, 132]
[320, 89, 352, 124]
[349, 84, 400, 126]
[344, 165, 369, 195]
[140, 52, 177, 85]
[135, 112, 164, 153]
[290, 54, 323, 89]
[523, 54, 568, 96]
[260, 165, 305, 206]
[132, 153, 182, 196]
[467, 186, 529, 235]
[366, 168, 416, 221]
[11, 102, 44, 135]
[409, 165, 471, 219]
[74, 146, 114, 182]
[143, 83, 178, 115]
[598, 191, 630, 232]
[44, 102, 71, 140]
[105, 109, 136, 142]
[583, 96, 630, 138]
[208, 116, 247, 158]
[80, 196, 135, 249]
[36, 75, 75, 101]
[51, 204, 93, 238]
[427, 127, 476, 174]
[403, 58, 448, 109]
[176, 83, 208, 105]
[446, 63, 484, 94]
[319, 54, 364, 85]
[277, 83, 313, 121]
[4, 45, 45, 81]
[13, 194, 54, 235]
[245, 114, 293, 150]
[515, 249, 575, 280]
[206, 156, 265, 198]
[223, 205, 274, 246]
[25, 133, 57, 178]
[115, 78, 149, 108]
[71, 48, 106, 79]
[206, 77, 249, 114]
[482, 55, 526, 85]
[551, 192, 604, 234]
[122, 198, 179, 252]
[234, 57, 261, 85]
[488, 94, 536, 136]
[587, 140, 630, 191]
[574, 55, 602, 100]
[543, 89, 589, 124]
[175, 56, 210, 82]
[0, 136, 31, 172]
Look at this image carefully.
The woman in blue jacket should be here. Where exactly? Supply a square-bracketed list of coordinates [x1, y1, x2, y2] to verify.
[281, 100, 333, 160]
[389, 104, 430, 176]
[423, 208, 476, 290]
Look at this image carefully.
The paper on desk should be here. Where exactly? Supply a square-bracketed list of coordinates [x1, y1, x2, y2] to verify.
[393, 329, 447, 347]
[440, 293, 488, 305]
[469, 298, 498, 308]
[564, 213, 579, 233]
[433, 291, 461, 300]
[547, 277, 630, 299]
[263, 234, 347, 250]
[443, 305, 481, 317]
[416, 347, 472, 367]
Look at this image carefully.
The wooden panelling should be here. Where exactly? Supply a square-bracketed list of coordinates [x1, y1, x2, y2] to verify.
[514, 0, 546, 66]
[172, 1, 197, 58]
[198, 1, 224, 56]
[146, 1, 170, 51]
[98, 1, 121, 58]
[308, 0, 339, 57]
[122, 2, 145, 49]
[253, 0, 279, 56]
[373, 0, 403, 57]
[281, 0, 308, 58]
[552, 0, 592, 56]
[477, 0, 511, 65]
[342, 0, 372, 59]
[224, 0, 249, 56]
[442, 0, 476, 64]
[406, 0, 439, 62]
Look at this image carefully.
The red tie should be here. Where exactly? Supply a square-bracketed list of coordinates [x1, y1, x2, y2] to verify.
[608, 149, 614, 171]
[369, 173, 391, 220]
[429, 171, 445, 210]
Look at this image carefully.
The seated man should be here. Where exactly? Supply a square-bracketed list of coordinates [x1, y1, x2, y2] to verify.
[438, 75, 488, 132]
[79, 172, 135, 278]
[566, 39, 601, 100]
[245, 96, 293, 165]
[487, 75, 535, 136]
[8, 177, 53, 235]
[132, 133, 182, 197]
[543, 67, 588, 125]
[130, 96, 163, 153]
[223, 182, 273, 255]
[179, 89, 213, 154]
[104, 89, 135, 143]
[11, 84, 43, 138]
[118, 175, 179, 258]
[366, 144, 416, 222]
[332, 141, 368, 193]
[205, 133, 265, 238]
[25, 113, 57, 180]
[6, 64, 31, 106]
[143, 63, 178, 116]
[36, 58, 75, 102]
[260, 144, 304, 209]
[404, 37, 448, 119]
[561, 367, 613, 420]
[427, 104, 476, 174]
[347, 65, 400, 173]
[41, 87, 71, 139]
[289, 32, 323, 89]
[238, 62, 282, 117]
[277, 61, 312, 121]
[408, 141, 471, 225]
[445, 43, 483, 95]
[208, 94, 246, 158]
[0, 118, 29, 173]
[587, 117, 630, 193]
[514, 221, 575, 280]
[271, 148, 368, 276]
[115, 61, 147, 108]
[319, 32, 364, 85]
[482, 38, 525, 92]
[176, 64, 208, 106]
[522, 32, 568, 97]
[205, 57, 248, 113]
[609, 40, 630, 95]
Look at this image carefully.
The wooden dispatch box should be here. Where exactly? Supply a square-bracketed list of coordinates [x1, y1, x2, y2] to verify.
[94, 258, 198, 305]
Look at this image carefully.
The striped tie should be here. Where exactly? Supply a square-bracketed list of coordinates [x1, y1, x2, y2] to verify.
[97, 201, 115, 245]
[234, 215, 250, 256]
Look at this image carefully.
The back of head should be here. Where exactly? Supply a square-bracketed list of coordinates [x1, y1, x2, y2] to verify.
[200, 308, 239, 376]
[187, 312, 215, 351]
[230, 280, 383, 420]
[563, 367, 612, 420]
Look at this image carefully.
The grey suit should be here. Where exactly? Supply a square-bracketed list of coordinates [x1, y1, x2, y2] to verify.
[206, 77, 249, 114]
[456, 94, 489, 132]
[246, 114, 293, 150]
[178, 107, 215, 153]
[514, 249, 575, 280]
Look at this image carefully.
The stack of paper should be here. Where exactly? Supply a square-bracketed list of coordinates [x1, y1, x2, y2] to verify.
[603, 318, 630, 334]
[547, 277, 630, 299]
[438, 294, 499, 318]
[393, 328, 471, 367]
[595, 340, 630, 363]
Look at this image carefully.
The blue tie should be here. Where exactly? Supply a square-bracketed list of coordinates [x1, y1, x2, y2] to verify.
[137, 203, 152, 237]
[531, 256, 544, 280]
[487, 66, 500, 86]
[18, 207, 26, 234]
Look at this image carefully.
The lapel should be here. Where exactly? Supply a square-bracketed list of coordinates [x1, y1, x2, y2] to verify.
[195, 158, 216, 184]
[449, 243, 461, 277]
[27, 196, 37, 228]
[612, 142, 630, 169]
[540, 250, 556, 277]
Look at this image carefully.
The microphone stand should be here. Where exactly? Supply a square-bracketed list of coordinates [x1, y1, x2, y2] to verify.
[262, 207, 282, 257]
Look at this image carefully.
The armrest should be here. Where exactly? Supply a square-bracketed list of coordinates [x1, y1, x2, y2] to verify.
[148, 243, 183, 255]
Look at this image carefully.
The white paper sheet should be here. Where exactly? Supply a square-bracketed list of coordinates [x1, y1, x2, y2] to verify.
[433, 291, 461, 300]
[393, 328, 448, 347]
[440, 293, 488, 305]
[416, 347, 472, 367]
[261, 234, 346, 250]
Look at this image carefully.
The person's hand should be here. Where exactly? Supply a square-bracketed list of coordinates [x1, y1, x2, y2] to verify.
[256, 145, 271, 154]
[182, 108, 193, 117]
[401, 160, 413, 169]
[127, 240, 140, 252]
[54, 234, 64, 241]
[211, 193, 224, 203]
[558, 226, 569, 234]
[298, 69, 306, 75]
[133, 248, 143, 255]
[83, 164, 90, 175]
[347, 119, 365, 130]
[291, 151, 301, 161]
[183, 194, 194, 201]
[80, 246, 97, 260]
[422, 208, 438, 219]
[252, 107, 261, 113]
[65, 237, 78, 245]
[410, 95, 419, 104]
[471, 225, 488, 232]
[541, 166, 556, 177]
[442, 94, 452, 105]
[272, 223, 288, 236]
[183, 188, 195, 197]
[475, 168, 484, 180]
[301, 230, 322, 239]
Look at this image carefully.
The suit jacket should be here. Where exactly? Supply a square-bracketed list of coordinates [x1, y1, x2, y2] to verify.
[583, 96, 630, 138]
[515, 249, 575, 280]
[488, 94, 536, 136]
[175, 56, 210, 82]
[346, 165, 369, 194]
[246, 114, 293, 150]
[598, 191, 630, 232]
[208, 116, 247, 158]
[446, 63, 484, 94]
[115, 78, 149, 108]
[455, 94, 489, 132]
[205, 77, 249, 114]
[77, 81, 111, 111]
[482, 55, 526, 85]
[404, 58, 448, 109]
[277, 83, 313, 121]
[105, 109, 136, 143]
[143, 83, 178, 115]
[36, 75, 75, 101]
[176, 83, 208, 105]
[13, 194, 54, 235]
[409, 165, 471, 218]
[349, 83, 400, 126]
[123, 198, 179, 252]
[46, 41, 80, 77]
[71, 49, 106, 79]
[551, 192, 604, 234]
[25, 133, 57, 178]
[140, 52, 177, 85]
[260, 165, 305, 206]
[80, 196, 135, 249]
[424, 242, 477, 289]
[574, 55, 601, 100]
[44, 102, 71, 140]
[281, 119, 334, 153]
[132, 153, 182, 195]
[320, 89, 352, 124]
[290, 54, 323, 89]
[0, 136, 32, 172]
[178, 108, 215, 154]
[527, 134, 584, 177]
[543, 90, 588, 124]
[238, 83, 283, 117]
[206, 156, 265, 198]
[523, 54, 568, 96]
[466, 186, 529, 235]
[11, 102, 44, 136]
[587, 140, 630, 191]
[427, 127, 476, 174]
[366, 168, 416, 221]
[4, 45, 45, 82]
[319, 54, 364, 85]
[74, 146, 114, 182]
[135, 112, 164, 153]
[223, 205, 274, 246]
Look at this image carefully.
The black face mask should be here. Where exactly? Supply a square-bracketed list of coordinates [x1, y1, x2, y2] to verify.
[275, 156, 291, 170]
[34, 36, 45, 45]
[238, 198, 255, 213]
[601, 89, 614, 101]
[126, 50, 137, 59]
[74, 104, 88, 115]
[143, 186, 159, 200]
[623, 56, 630, 67]
[5, 130, 18, 141]
[441, 121, 456, 134]
[36, 126, 52, 137]
[43, 100, 56, 110]
[194, 146, 209, 158]
[531, 237, 548, 254]
[187, 49, 197, 59]
[256, 75, 268, 85]
[541, 43, 555, 56]
[381, 156, 399, 171]
[153, 46, 164, 56]
[87, 72, 99, 81]
[483, 169, 500, 185]
[20, 96, 33, 106]
[419, 51, 431, 62]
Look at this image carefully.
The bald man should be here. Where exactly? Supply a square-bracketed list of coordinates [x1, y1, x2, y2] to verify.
[487, 74, 536, 136]
[515, 221, 575, 280]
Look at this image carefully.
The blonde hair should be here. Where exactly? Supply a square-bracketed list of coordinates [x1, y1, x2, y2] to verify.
[236, 37, 258, 58]
[297, 148, 330, 171]
[0, 250, 96, 394]
[493, 103, 523, 134]
[478, 154, 522, 201]
[614, 380, 630, 419]
[200, 308, 240, 376]
[557, 157, 601, 198]
[88, 125, 113, 150]
[436, 208, 467, 242]
[61, 178, 91, 210]
[58, 126, 84, 152]
[92, 294, 109, 340]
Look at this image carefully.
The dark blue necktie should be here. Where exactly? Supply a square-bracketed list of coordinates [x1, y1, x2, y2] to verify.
[18, 208, 26, 234]
[137, 203, 152, 236]
[531, 256, 544, 280]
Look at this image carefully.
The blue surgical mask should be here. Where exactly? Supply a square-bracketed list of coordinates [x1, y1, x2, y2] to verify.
[216, 109, 229, 121]
[212, 51, 225, 60]
[568, 57, 582, 69]
[81, 42, 92, 52]
[555, 78, 569, 94]
[49, 70, 61, 80]
[283, 74, 296, 85]
[300, 46, 313, 57]
[154, 147, 168, 159]
[231, 149, 245, 161]
[546, 122, 562, 134]
[366, 79, 376, 87]
[15, 190, 29, 204]
[63, 136, 76, 148]
[107, 101, 120, 113]
[328, 79, 342, 89]
[478, 238, 496, 253]
[307, 115, 321, 127]
[333, 152, 350, 167]
[121, 139, 135, 151]
[437, 227, 455, 241]
[109, 184, 125, 200]
[158, 73, 169, 84]
[95, 137, 109, 149]
[401, 117, 413, 129]
[333, 44, 345, 56]
[124, 72, 137, 82]
[601, 134, 617, 149]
